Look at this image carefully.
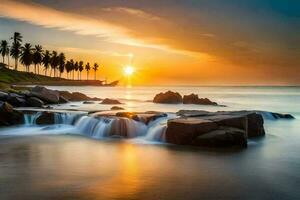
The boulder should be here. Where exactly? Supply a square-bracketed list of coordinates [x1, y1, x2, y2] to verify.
[58, 91, 73, 101]
[26, 97, 44, 107]
[153, 91, 182, 104]
[183, 94, 218, 105]
[271, 112, 295, 119]
[35, 112, 55, 125]
[165, 118, 218, 145]
[115, 111, 167, 125]
[59, 96, 69, 104]
[70, 92, 92, 101]
[101, 98, 122, 104]
[111, 106, 125, 110]
[83, 101, 95, 104]
[7, 93, 26, 107]
[194, 127, 247, 148]
[0, 91, 8, 101]
[31, 86, 60, 103]
[0, 101, 24, 126]
[246, 113, 265, 137]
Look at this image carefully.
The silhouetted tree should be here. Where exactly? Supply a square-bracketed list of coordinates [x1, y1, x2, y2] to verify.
[85, 62, 90, 80]
[65, 60, 72, 79]
[42, 50, 51, 76]
[78, 61, 84, 80]
[58, 53, 66, 77]
[74, 61, 79, 80]
[10, 32, 22, 70]
[93, 63, 99, 80]
[20, 43, 33, 72]
[50, 51, 59, 77]
[0, 40, 9, 66]
[32, 45, 43, 74]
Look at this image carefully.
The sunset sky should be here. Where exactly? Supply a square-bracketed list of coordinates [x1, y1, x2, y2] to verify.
[0, 0, 299, 85]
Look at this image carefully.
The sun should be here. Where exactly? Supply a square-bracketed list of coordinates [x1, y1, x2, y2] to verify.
[124, 66, 135, 76]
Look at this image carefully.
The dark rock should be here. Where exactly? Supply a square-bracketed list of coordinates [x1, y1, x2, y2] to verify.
[35, 112, 55, 125]
[26, 97, 44, 107]
[115, 111, 167, 125]
[183, 94, 218, 105]
[0, 101, 24, 126]
[0, 91, 8, 101]
[246, 113, 265, 137]
[111, 106, 125, 110]
[7, 93, 26, 107]
[83, 101, 95, 104]
[59, 96, 69, 104]
[194, 127, 247, 148]
[271, 112, 295, 119]
[101, 98, 122, 104]
[153, 91, 182, 104]
[71, 92, 92, 101]
[165, 118, 219, 145]
[31, 86, 60, 103]
[58, 91, 73, 101]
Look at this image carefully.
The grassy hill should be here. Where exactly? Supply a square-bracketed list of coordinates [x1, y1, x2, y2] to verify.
[0, 63, 117, 92]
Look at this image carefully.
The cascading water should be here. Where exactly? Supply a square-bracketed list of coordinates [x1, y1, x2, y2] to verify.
[21, 111, 170, 142]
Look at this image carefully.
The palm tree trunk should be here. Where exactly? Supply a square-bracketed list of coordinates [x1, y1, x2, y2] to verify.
[94, 70, 96, 80]
[15, 58, 17, 71]
[8, 56, 10, 68]
[87, 72, 88, 80]
[2, 56, 4, 64]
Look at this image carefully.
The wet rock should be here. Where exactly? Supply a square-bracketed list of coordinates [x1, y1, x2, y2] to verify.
[246, 113, 265, 137]
[101, 98, 122, 104]
[59, 96, 69, 104]
[31, 86, 60, 103]
[271, 112, 295, 119]
[58, 91, 73, 101]
[153, 91, 182, 104]
[26, 97, 44, 107]
[83, 101, 95, 104]
[194, 127, 247, 148]
[7, 93, 26, 107]
[165, 118, 219, 145]
[0, 101, 24, 126]
[111, 106, 125, 110]
[35, 112, 55, 125]
[183, 94, 218, 105]
[115, 111, 167, 125]
[0, 91, 8, 101]
[70, 92, 92, 101]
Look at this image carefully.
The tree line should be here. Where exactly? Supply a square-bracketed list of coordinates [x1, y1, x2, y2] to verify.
[0, 32, 100, 80]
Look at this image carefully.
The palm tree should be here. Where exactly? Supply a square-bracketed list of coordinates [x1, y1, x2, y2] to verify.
[74, 61, 79, 80]
[70, 59, 75, 80]
[65, 60, 72, 79]
[0, 40, 9, 66]
[58, 53, 66, 77]
[50, 51, 59, 77]
[42, 50, 51, 76]
[85, 62, 90, 80]
[93, 63, 99, 80]
[10, 32, 22, 70]
[32, 45, 43, 74]
[78, 61, 84, 80]
[20, 43, 33, 72]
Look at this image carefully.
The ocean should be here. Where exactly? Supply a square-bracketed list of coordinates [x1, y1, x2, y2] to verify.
[0, 86, 300, 199]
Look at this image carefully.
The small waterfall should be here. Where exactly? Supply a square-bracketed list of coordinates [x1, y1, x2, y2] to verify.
[24, 112, 42, 126]
[145, 116, 168, 141]
[54, 113, 80, 125]
[74, 116, 114, 138]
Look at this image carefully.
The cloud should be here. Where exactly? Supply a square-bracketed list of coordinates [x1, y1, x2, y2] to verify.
[102, 7, 161, 21]
[0, 0, 204, 59]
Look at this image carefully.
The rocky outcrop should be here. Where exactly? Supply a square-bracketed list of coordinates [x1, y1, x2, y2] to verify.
[183, 94, 218, 105]
[101, 98, 122, 104]
[153, 91, 183, 104]
[111, 106, 125, 110]
[31, 86, 60, 103]
[26, 97, 44, 107]
[164, 110, 271, 148]
[59, 91, 101, 101]
[0, 91, 8, 101]
[83, 101, 95, 104]
[7, 93, 26, 107]
[35, 112, 55, 125]
[0, 101, 24, 126]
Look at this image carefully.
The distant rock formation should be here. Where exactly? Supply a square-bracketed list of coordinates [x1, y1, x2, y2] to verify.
[153, 91, 183, 104]
[183, 93, 218, 105]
